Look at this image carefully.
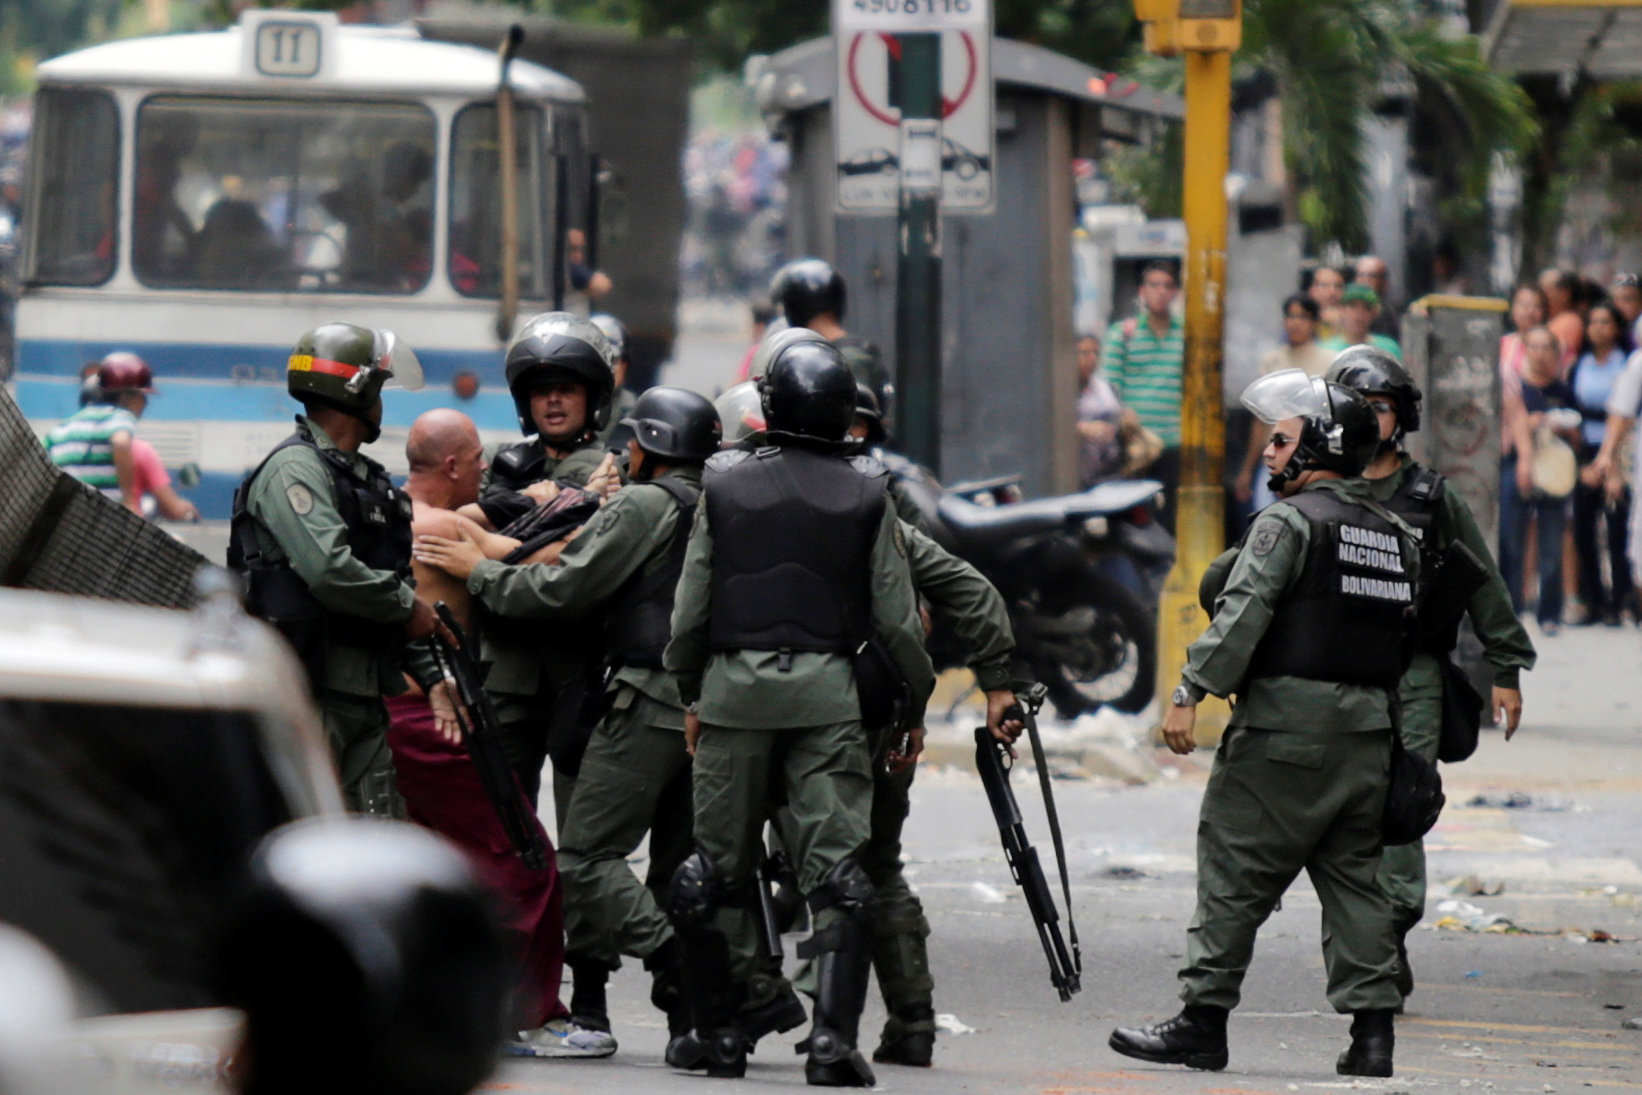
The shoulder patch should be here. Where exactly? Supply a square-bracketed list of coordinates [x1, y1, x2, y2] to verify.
[850, 453, 890, 478]
[594, 505, 623, 534]
[1250, 522, 1281, 556]
[285, 483, 315, 516]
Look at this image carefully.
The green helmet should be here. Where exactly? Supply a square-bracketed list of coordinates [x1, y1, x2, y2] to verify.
[287, 323, 424, 423]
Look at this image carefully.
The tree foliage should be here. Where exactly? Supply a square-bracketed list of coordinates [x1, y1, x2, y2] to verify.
[1241, 0, 1535, 254]
[0, 0, 126, 93]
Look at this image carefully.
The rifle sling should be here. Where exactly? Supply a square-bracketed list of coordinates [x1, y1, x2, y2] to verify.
[1023, 700, 1082, 976]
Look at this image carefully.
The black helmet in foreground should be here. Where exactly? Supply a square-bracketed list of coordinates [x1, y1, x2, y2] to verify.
[621, 386, 722, 469]
[771, 258, 846, 328]
[760, 340, 857, 442]
[217, 819, 509, 1095]
[1242, 369, 1379, 492]
[504, 312, 617, 435]
[1325, 344, 1423, 438]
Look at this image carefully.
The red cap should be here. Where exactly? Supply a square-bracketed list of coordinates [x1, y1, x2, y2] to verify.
[98, 351, 156, 394]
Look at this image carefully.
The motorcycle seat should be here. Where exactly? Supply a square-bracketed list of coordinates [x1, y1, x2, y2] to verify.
[934, 479, 1163, 550]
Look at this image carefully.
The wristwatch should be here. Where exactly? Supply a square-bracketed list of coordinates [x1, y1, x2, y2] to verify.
[1170, 683, 1202, 707]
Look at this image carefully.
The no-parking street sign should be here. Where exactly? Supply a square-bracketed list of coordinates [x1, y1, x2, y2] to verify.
[831, 0, 994, 214]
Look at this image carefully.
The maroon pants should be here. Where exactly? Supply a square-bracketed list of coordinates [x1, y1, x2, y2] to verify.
[385, 692, 569, 1028]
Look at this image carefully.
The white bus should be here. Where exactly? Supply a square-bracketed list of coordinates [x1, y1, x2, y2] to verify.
[14, 10, 594, 516]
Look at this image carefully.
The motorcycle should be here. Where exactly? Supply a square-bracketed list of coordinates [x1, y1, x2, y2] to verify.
[890, 461, 1175, 717]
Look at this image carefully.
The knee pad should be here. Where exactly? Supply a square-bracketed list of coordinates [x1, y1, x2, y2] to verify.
[667, 850, 726, 927]
[806, 856, 876, 918]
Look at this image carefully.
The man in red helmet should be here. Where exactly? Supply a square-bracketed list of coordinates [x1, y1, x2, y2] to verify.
[44, 352, 155, 514]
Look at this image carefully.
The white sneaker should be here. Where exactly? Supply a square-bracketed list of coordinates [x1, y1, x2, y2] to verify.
[504, 1018, 618, 1059]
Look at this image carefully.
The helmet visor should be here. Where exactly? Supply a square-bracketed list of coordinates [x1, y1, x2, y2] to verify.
[1241, 369, 1328, 425]
[714, 380, 765, 445]
[374, 329, 424, 392]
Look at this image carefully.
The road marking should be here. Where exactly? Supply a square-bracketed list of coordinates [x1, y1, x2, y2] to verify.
[1406, 1016, 1629, 1035]
[1402, 1029, 1632, 1051]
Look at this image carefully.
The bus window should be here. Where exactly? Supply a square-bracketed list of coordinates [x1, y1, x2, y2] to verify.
[133, 97, 435, 294]
[26, 88, 119, 287]
[449, 102, 552, 300]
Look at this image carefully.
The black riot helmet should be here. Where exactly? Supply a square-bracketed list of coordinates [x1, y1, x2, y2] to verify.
[1242, 369, 1379, 493]
[621, 386, 722, 471]
[853, 381, 886, 446]
[771, 258, 846, 328]
[1325, 344, 1423, 442]
[760, 339, 857, 442]
[504, 312, 617, 436]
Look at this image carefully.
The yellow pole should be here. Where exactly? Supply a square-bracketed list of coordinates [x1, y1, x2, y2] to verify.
[1154, 47, 1233, 743]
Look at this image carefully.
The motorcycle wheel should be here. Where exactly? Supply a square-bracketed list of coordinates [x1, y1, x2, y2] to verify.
[1028, 570, 1156, 717]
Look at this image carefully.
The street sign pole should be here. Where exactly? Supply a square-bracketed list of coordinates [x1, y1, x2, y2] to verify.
[895, 33, 943, 474]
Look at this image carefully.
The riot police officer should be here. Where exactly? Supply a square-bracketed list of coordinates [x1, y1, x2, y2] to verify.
[590, 312, 638, 450]
[1109, 370, 1416, 1078]
[771, 258, 894, 430]
[414, 387, 723, 1059]
[1326, 345, 1534, 1000]
[474, 311, 617, 531]
[228, 323, 443, 814]
[663, 339, 1011, 1086]
[463, 314, 623, 1037]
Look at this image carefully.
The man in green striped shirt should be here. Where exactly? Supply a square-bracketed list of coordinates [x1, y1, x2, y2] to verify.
[43, 352, 155, 514]
[1104, 261, 1184, 531]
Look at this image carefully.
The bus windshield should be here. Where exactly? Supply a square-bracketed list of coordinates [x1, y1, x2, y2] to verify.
[132, 95, 436, 293]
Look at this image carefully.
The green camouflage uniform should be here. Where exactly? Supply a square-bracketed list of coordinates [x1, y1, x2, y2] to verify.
[665, 498, 934, 987]
[239, 415, 417, 813]
[475, 439, 607, 816]
[1179, 477, 1417, 1015]
[466, 466, 701, 969]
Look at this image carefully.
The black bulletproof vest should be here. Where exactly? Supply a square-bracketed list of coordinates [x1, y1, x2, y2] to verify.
[1246, 487, 1416, 689]
[603, 477, 700, 669]
[228, 425, 413, 679]
[704, 446, 886, 654]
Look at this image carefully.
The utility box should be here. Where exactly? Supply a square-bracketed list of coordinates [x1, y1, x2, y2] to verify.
[758, 38, 1182, 494]
[1401, 296, 1507, 546]
[1401, 295, 1508, 714]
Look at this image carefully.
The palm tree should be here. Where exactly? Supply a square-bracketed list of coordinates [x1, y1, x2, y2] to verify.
[1116, 0, 1537, 256]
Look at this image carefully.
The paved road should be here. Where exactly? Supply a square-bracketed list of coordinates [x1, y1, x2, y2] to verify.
[490, 622, 1642, 1093]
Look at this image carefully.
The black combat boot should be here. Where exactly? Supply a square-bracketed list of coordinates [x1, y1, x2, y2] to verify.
[1337, 1008, 1395, 1077]
[1108, 1004, 1229, 1071]
[742, 976, 809, 1046]
[666, 853, 748, 1078]
[646, 940, 705, 1070]
[802, 916, 877, 1088]
[872, 1005, 935, 1067]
